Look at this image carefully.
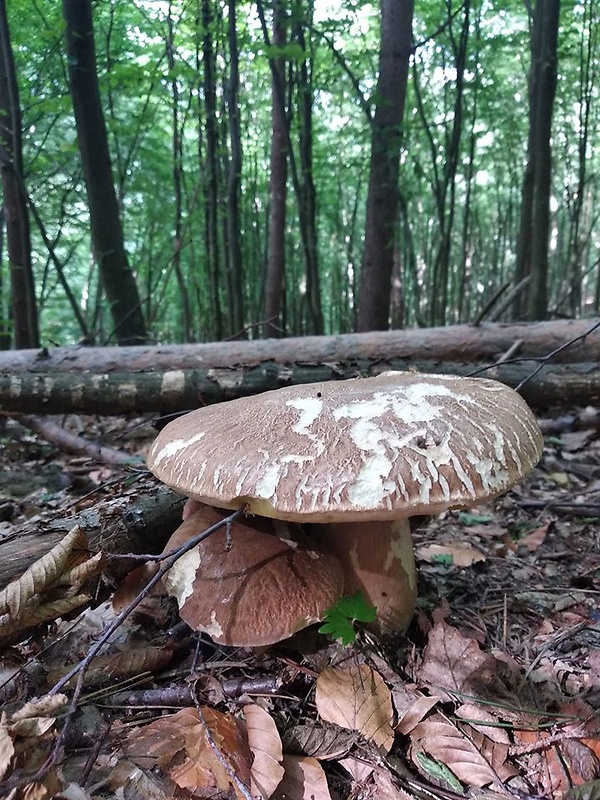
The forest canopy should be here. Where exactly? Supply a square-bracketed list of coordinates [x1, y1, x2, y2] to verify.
[1, 0, 596, 347]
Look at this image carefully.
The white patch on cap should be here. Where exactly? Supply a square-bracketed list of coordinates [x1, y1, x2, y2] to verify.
[202, 610, 224, 639]
[164, 547, 202, 605]
[153, 431, 206, 462]
[287, 397, 323, 433]
[255, 462, 283, 498]
[346, 453, 395, 507]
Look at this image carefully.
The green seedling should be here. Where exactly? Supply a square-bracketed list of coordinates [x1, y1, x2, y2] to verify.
[318, 591, 377, 645]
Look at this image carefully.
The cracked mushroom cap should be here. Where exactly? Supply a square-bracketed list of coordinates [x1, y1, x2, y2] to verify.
[162, 505, 344, 646]
[148, 372, 543, 522]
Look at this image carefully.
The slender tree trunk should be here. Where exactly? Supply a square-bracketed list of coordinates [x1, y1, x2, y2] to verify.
[201, 0, 223, 340]
[225, 0, 245, 336]
[514, 0, 560, 320]
[166, 3, 193, 342]
[63, 0, 147, 345]
[294, 0, 323, 335]
[565, 0, 596, 316]
[357, 0, 414, 332]
[0, 0, 38, 348]
[262, 0, 288, 337]
[428, 0, 470, 326]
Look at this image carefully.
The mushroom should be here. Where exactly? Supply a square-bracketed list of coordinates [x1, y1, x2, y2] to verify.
[161, 504, 344, 646]
[148, 372, 543, 635]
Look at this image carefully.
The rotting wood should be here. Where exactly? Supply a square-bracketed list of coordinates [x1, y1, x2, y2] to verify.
[0, 477, 184, 589]
[0, 319, 598, 374]
[1, 360, 599, 414]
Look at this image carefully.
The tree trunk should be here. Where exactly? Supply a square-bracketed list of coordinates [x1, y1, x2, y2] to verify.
[1, 360, 598, 415]
[262, 0, 288, 337]
[514, 0, 560, 320]
[357, 0, 414, 332]
[167, 3, 193, 343]
[225, 0, 245, 337]
[63, 0, 147, 346]
[429, 0, 470, 326]
[202, 0, 223, 341]
[0, 0, 39, 349]
[294, 0, 323, 335]
[1, 318, 595, 373]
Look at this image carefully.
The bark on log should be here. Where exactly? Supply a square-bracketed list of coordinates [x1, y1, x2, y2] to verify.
[1, 360, 599, 414]
[0, 477, 184, 589]
[0, 319, 598, 374]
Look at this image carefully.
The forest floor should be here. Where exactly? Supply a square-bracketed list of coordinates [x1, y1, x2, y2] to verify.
[0, 410, 599, 800]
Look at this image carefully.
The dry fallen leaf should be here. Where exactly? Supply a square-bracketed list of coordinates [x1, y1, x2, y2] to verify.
[127, 705, 253, 798]
[0, 722, 15, 782]
[414, 620, 498, 702]
[0, 527, 87, 617]
[410, 711, 507, 790]
[315, 663, 394, 753]
[271, 755, 332, 800]
[340, 756, 413, 799]
[243, 704, 285, 799]
[48, 645, 173, 688]
[416, 543, 486, 566]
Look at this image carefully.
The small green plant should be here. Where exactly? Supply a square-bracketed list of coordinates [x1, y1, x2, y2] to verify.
[318, 591, 377, 645]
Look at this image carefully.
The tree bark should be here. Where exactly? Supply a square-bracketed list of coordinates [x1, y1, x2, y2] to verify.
[63, 0, 148, 346]
[294, 0, 323, 335]
[357, 0, 414, 332]
[225, 0, 245, 337]
[0, 0, 39, 349]
[262, 0, 288, 337]
[202, 0, 223, 341]
[0, 478, 184, 590]
[1, 318, 594, 373]
[1, 360, 599, 414]
[514, 0, 560, 320]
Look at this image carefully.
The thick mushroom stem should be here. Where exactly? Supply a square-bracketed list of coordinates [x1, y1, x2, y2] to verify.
[317, 518, 417, 634]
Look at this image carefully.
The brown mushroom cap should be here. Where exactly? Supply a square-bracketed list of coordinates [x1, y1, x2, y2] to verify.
[161, 506, 344, 646]
[148, 372, 543, 522]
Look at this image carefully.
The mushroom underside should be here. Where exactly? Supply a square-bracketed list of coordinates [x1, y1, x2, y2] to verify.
[162, 506, 344, 646]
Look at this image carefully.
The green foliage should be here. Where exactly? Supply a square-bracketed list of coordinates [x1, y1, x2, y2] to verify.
[3, 0, 600, 342]
[318, 591, 377, 645]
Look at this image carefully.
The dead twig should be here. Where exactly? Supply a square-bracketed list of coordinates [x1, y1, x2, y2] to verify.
[15, 414, 140, 467]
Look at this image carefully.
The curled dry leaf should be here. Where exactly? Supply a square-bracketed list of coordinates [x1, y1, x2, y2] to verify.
[243, 704, 284, 799]
[0, 527, 88, 616]
[47, 645, 174, 688]
[315, 663, 394, 753]
[271, 755, 332, 800]
[283, 721, 360, 760]
[0, 594, 91, 640]
[9, 693, 68, 737]
[0, 722, 15, 782]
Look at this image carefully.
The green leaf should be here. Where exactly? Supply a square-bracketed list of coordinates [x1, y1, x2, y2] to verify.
[416, 753, 464, 794]
[318, 591, 377, 644]
[332, 591, 377, 623]
[457, 511, 495, 526]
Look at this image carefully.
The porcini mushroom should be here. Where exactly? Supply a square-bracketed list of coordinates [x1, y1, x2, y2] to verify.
[161, 504, 344, 646]
[148, 372, 543, 635]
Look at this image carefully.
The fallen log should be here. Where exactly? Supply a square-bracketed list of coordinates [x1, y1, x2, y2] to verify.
[1, 318, 598, 374]
[0, 477, 184, 589]
[1, 360, 599, 414]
